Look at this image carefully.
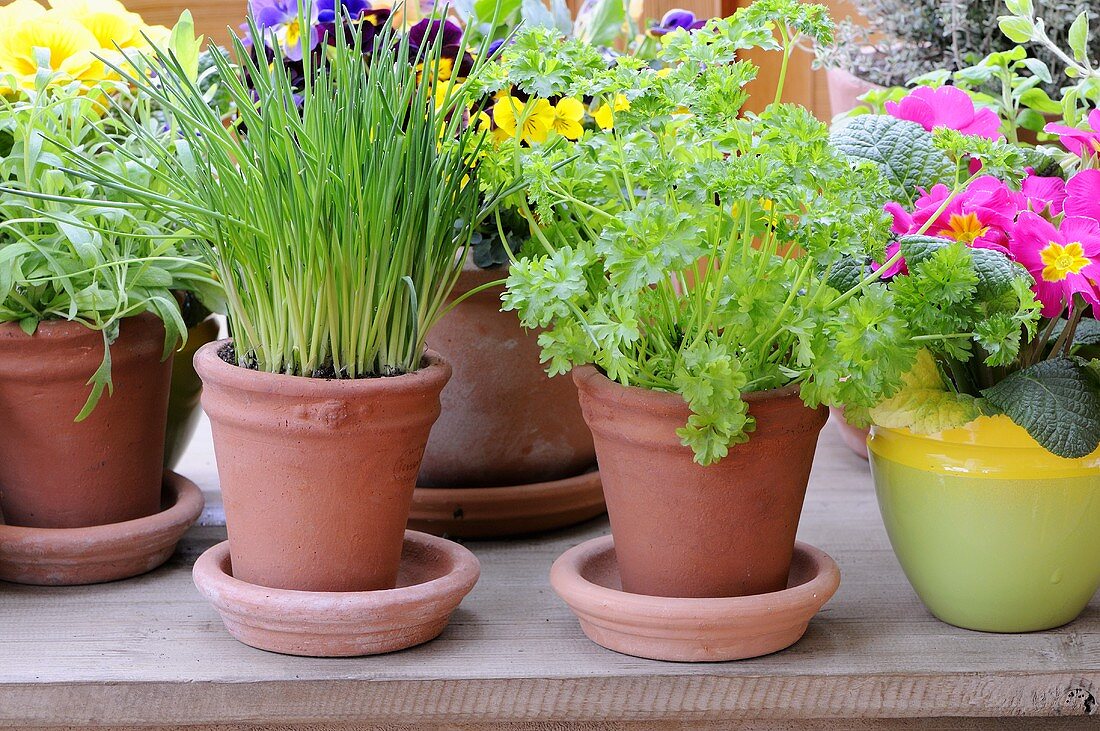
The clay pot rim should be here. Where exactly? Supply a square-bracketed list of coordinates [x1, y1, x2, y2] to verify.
[411, 468, 605, 539]
[192, 530, 480, 613]
[573, 364, 805, 414]
[0, 472, 204, 585]
[194, 338, 450, 397]
[0, 311, 162, 342]
[550, 535, 840, 621]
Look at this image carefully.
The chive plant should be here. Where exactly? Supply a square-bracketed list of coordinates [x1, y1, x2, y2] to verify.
[69, 8, 496, 377]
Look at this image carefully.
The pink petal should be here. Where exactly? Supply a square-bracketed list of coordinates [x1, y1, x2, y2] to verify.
[1009, 211, 1061, 270]
[1066, 169, 1100, 221]
[959, 107, 1002, 140]
[887, 95, 937, 132]
[1058, 216, 1100, 256]
[884, 202, 914, 234]
[1021, 174, 1067, 215]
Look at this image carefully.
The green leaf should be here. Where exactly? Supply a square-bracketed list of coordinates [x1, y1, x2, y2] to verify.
[475, 0, 522, 27]
[573, 0, 626, 47]
[831, 116, 953, 205]
[969, 246, 1019, 303]
[871, 349, 981, 433]
[998, 16, 1035, 44]
[897, 234, 952, 266]
[169, 11, 202, 82]
[1020, 58, 1053, 85]
[1068, 12, 1089, 63]
[825, 255, 869, 293]
[1018, 87, 1062, 114]
[982, 357, 1100, 458]
[1004, 0, 1032, 16]
[75, 331, 113, 422]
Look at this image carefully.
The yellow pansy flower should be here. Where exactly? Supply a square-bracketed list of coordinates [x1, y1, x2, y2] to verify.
[593, 93, 630, 130]
[0, 11, 104, 88]
[48, 0, 146, 48]
[493, 95, 554, 145]
[476, 110, 511, 144]
[551, 97, 584, 140]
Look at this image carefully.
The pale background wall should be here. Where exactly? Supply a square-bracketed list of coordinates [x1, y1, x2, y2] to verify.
[123, 0, 863, 118]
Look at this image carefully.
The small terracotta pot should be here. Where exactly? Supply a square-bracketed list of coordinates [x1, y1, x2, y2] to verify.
[573, 367, 827, 598]
[164, 315, 221, 468]
[829, 405, 870, 460]
[420, 262, 595, 487]
[825, 67, 884, 118]
[195, 341, 451, 592]
[0, 313, 172, 528]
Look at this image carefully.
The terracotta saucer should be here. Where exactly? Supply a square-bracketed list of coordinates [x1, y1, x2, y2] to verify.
[0, 472, 204, 586]
[550, 536, 841, 662]
[192, 530, 480, 657]
[409, 468, 605, 538]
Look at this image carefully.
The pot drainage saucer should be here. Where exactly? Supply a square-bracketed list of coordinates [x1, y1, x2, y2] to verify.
[0, 472, 204, 586]
[192, 530, 480, 657]
[409, 468, 605, 539]
[550, 536, 840, 662]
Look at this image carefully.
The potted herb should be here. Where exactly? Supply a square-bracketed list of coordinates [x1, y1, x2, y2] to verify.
[70, 1, 497, 643]
[414, 3, 678, 536]
[479, 1, 906, 626]
[0, 3, 216, 541]
[819, 0, 1100, 117]
[833, 6, 1100, 631]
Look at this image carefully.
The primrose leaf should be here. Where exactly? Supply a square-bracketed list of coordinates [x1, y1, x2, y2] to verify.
[871, 349, 981, 433]
[898, 234, 952, 266]
[969, 246, 1020, 303]
[982, 357, 1100, 458]
[825, 255, 869, 294]
[831, 116, 953, 206]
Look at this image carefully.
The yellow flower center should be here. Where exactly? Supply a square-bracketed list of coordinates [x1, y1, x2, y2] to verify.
[942, 212, 989, 245]
[1040, 241, 1091, 282]
[284, 19, 301, 49]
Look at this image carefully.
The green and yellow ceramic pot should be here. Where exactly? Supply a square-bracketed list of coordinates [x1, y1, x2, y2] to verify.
[164, 316, 221, 469]
[869, 416, 1100, 633]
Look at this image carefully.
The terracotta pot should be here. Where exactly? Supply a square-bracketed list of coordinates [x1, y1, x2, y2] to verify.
[164, 315, 221, 468]
[195, 340, 451, 592]
[420, 261, 595, 487]
[829, 405, 870, 460]
[573, 366, 827, 598]
[0, 313, 172, 528]
[825, 67, 884, 118]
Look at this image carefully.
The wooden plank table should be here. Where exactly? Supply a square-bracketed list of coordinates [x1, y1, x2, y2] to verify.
[1, 415, 1097, 730]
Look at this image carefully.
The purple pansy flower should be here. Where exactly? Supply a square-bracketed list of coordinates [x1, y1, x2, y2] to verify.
[244, 0, 319, 61]
[647, 9, 705, 38]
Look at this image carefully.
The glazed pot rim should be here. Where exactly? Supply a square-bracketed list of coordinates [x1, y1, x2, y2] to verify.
[573, 364, 804, 410]
[194, 338, 450, 396]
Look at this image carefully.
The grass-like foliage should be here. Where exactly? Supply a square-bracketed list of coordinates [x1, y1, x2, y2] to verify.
[71, 7, 494, 378]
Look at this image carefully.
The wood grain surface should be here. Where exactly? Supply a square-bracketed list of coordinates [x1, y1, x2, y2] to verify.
[1, 415, 1097, 728]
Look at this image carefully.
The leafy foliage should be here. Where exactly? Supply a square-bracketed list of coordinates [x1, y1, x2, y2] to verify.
[983, 356, 1100, 457]
[480, 4, 916, 464]
[821, 0, 1100, 90]
[831, 116, 953, 205]
[0, 73, 218, 419]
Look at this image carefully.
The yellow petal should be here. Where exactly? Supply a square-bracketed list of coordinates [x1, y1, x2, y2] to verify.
[554, 97, 585, 123]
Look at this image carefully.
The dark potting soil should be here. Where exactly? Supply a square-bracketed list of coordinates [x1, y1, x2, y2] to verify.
[217, 342, 413, 380]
